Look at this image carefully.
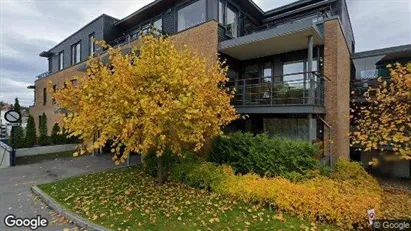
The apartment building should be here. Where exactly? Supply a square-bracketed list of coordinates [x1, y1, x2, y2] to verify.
[350, 44, 411, 178]
[29, 0, 354, 161]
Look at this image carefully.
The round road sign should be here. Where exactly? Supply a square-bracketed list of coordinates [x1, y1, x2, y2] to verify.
[4, 110, 21, 123]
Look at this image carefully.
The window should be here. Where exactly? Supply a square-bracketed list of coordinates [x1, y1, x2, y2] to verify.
[283, 60, 304, 82]
[58, 51, 64, 70]
[177, 0, 206, 31]
[43, 88, 47, 105]
[89, 33, 95, 56]
[226, 5, 238, 37]
[38, 115, 42, 129]
[52, 85, 57, 104]
[71, 79, 78, 86]
[48, 58, 52, 72]
[218, 0, 224, 24]
[71, 42, 81, 64]
[153, 18, 162, 32]
[264, 118, 310, 141]
[263, 62, 272, 83]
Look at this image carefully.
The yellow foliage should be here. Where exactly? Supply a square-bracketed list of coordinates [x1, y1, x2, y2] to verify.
[351, 62, 411, 160]
[216, 159, 382, 230]
[50, 34, 238, 162]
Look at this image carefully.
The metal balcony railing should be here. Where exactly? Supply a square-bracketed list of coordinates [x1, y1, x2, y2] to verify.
[350, 77, 390, 98]
[36, 71, 51, 80]
[228, 71, 325, 107]
[109, 28, 162, 48]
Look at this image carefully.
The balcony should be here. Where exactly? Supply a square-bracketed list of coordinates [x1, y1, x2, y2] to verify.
[109, 27, 162, 48]
[229, 71, 326, 114]
[219, 18, 323, 60]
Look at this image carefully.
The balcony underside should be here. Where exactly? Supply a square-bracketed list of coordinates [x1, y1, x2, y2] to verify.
[235, 105, 325, 114]
[219, 20, 323, 60]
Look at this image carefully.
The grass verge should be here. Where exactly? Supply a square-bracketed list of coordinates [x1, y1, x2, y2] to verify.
[39, 166, 333, 231]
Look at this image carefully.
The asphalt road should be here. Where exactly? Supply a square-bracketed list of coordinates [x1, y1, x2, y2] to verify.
[0, 153, 140, 231]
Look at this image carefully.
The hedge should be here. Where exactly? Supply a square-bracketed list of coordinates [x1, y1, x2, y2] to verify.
[209, 132, 330, 180]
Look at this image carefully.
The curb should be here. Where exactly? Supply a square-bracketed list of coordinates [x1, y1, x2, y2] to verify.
[31, 185, 108, 231]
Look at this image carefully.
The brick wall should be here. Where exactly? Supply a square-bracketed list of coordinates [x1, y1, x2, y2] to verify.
[323, 19, 351, 161]
[30, 21, 219, 134]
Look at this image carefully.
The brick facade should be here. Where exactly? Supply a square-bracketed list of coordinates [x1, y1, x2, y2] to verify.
[30, 21, 219, 134]
[323, 19, 351, 161]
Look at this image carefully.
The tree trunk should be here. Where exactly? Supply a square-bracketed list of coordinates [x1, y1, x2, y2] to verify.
[157, 155, 164, 184]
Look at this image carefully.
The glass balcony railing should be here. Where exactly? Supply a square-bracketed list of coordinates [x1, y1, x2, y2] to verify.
[228, 71, 326, 107]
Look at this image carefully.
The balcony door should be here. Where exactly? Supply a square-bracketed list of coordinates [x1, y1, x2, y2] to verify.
[279, 60, 305, 104]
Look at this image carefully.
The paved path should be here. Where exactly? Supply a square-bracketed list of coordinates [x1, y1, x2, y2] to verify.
[0, 154, 140, 231]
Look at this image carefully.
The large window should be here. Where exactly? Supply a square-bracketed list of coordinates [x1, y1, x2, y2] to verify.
[264, 118, 310, 141]
[283, 60, 304, 82]
[153, 18, 162, 32]
[177, 0, 206, 32]
[58, 51, 64, 70]
[218, 0, 224, 24]
[89, 33, 95, 56]
[71, 42, 81, 64]
[226, 5, 238, 37]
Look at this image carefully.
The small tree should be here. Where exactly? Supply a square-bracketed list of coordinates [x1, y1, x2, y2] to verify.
[25, 115, 37, 147]
[14, 98, 21, 120]
[51, 123, 61, 144]
[52, 34, 238, 183]
[351, 63, 411, 160]
[38, 113, 49, 146]
[9, 98, 25, 148]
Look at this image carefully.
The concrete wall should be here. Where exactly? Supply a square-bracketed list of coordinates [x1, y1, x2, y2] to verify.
[323, 18, 351, 161]
[16, 144, 77, 157]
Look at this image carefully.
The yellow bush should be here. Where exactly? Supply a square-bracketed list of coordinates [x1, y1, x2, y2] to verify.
[216, 159, 382, 230]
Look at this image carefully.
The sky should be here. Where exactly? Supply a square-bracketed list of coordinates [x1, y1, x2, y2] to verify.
[0, 0, 410, 106]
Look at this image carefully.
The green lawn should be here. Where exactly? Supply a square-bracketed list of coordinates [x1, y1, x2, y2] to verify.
[39, 166, 332, 231]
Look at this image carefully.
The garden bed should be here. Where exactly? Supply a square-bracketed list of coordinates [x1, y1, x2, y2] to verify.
[38, 166, 332, 231]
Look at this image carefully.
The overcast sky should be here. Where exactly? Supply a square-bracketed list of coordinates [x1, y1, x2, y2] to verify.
[0, 0, 410, 106]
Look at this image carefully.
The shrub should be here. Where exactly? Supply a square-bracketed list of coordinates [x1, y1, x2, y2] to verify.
[25, 115, 36, 147]
[51, 123, 61, 145]
[11, 126, 25, 149]
[170, 162, 228, 190]
[209, 132, 329, 180]
[38, 113, 49, 146]
[172, 159, 381, 230]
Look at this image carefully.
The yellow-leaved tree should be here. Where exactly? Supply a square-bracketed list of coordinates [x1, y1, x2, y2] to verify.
[351, 62, 411, 161]
[51, 34, 238, 182]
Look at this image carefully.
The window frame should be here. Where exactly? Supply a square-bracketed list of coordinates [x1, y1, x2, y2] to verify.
[89, 33, 95, 56]
[43, 87, 47, 105]
[71, 41, 81, 65]
[52, 85, 57, 104]
[58, 51, 64, 70]
[225, 3, 239, 38]
[176, 0, 207, 32]
[218, 0, 225, 25]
